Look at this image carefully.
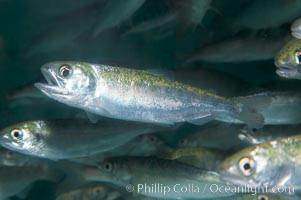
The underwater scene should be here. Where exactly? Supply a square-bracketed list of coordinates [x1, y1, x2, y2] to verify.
[1, 0, 301, 199]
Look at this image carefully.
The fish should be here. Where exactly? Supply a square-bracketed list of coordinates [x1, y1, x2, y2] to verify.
[34, 61, 264, 128]
[0, 119, 168, 160]
[187, 34, 290, 63]
[238, 124, 301, 145]
[56, 183, 121, 200]
[219, 135, 301, 191]
[122, 12, 176, 37]
[291, 17, 301, 39]
[70, 134, 172, 165]
[173, 0, 212, 30]
[177, 122, 248, 150]
[233, 0, 301, 30]
[217, 92, 301, 125]
[0, 165, 63, 199]
[275, 37, 301, 80]
[5, 83, 45, 101]
[82, 156, 235, 199]
[122, 0, 175, 37]
[177, 122, 301, 151]
[0, 147, 34, 167]
[161, 147, 225, 171]
[93, 0, 146, 37]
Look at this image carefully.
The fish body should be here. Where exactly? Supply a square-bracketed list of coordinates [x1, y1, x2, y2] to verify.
[93, 0, 145, 37]
[174, 0, 211, 29]
[83, 156, 234, 199]
[220, 135, 301, 191]
[56, 183, 121, 200]
[275, 37, 301, 80]
[122, 12, 176, 36]
[71, 134, 172, 165]
[178, 122, 301, 151]
[35, 61, 263, 128]
[177, 123, 247, 150]
[162, 147, 225, 171]
[0, 120, 166, 160]
[6, 83, 45, 101]
[187, 35, 290, 63]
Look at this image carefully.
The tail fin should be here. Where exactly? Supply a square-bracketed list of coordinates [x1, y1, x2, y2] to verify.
[232, 93, 272, 128]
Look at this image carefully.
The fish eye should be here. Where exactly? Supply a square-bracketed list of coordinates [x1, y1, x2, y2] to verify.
[149, 136, 157, 143]
[59, 64, 72, 78]
[94, 188, 102, 194]
[294, 51, 301, 65]
[251, 128, 257, 133]
[178, 139, 187, 146]
[238, 157, 256, 176]
[103, 162, 113, 172]
[258, 195, 269, 200]
[10, 129, 24, 141]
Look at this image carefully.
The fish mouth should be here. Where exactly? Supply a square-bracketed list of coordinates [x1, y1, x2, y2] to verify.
[219, 169, 254, 187]
[0, 135, 20, 150]
[275, 62, 301, 79]
[34, 65, 70, 98]
[291, 31, 301, 39]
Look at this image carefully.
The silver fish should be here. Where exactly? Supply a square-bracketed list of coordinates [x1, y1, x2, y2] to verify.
[70, 134, 172, 165]
[0, 120, 167, 160]
[162, 146, 225, 171]
[220, 135, 301, 192]
[35, 61, 264, 128]
[82, 156, 235, 199]
[177, 122, 247, 150]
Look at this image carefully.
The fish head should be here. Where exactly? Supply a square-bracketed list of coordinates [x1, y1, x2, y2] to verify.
[95, 157, 132, 186]
[0, 121, 48, 156]
[87, 184, 108, 198]
[140, 134, 164, 147]
[35, 61, 98, 106]
[274, 38, 301, 80]
[177, 138, 189, 147]
[0, 148, 29, 166]
[219, 143, 289, 188]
